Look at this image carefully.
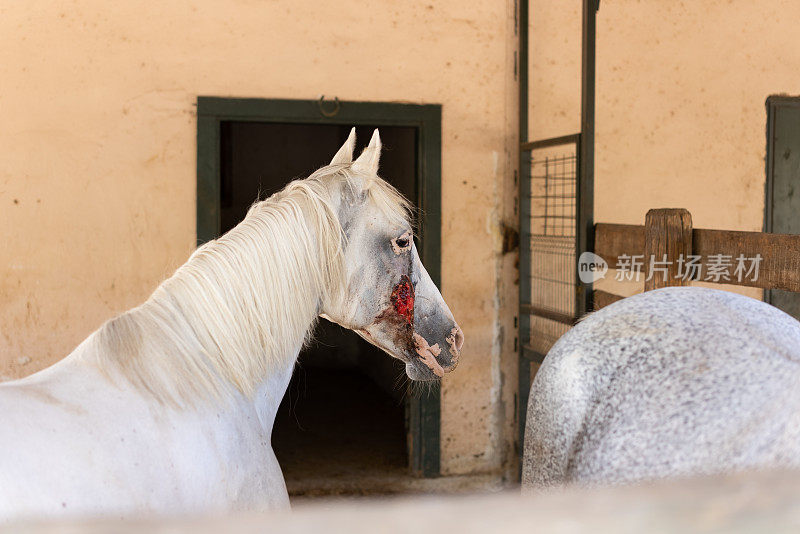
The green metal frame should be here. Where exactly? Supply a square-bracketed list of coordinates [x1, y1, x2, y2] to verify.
[517, 0, 531, 459]
[764, 95, 800, 304]
[517, 0, 597, 471]
[196, 96, 443, 477]
[764, 95, 800, 234]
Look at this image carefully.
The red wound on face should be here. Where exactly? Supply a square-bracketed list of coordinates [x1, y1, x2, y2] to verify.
[390, 275, 415, 325]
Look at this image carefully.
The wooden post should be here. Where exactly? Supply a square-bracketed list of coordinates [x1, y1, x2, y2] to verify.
[644, 209, 693, 291]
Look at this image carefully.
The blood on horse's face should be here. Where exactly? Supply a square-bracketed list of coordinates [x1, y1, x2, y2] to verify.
[344, 224, 462, 382]
[320, 129, 463, 381]
[355, 228, 462, 381]
[390, 275, 414, 326]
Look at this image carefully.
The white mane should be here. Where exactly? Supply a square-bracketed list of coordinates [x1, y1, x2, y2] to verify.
[89, 164, 411, 407]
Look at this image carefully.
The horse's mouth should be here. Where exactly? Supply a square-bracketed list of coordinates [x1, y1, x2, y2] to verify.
[355, 327, 443, 381]
[405, 361, 441, 382]
[355, 328, 408, 362]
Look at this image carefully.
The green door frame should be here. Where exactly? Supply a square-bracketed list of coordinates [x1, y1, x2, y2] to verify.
[764, 95, 800, 314]
[764, 95, 800, 234]
[196, 96, 443, 477]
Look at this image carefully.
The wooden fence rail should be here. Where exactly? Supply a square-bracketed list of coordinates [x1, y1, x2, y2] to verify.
[593, 208, 800, 309]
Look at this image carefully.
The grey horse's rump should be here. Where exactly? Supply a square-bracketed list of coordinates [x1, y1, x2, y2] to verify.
[523, 286, 800, 488]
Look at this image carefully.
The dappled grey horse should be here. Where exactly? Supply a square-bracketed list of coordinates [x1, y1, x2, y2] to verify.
[523, 286, 800, 488]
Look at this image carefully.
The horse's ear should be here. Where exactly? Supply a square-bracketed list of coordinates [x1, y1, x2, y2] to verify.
[352, 129, 381, 176]
[330, 127, 356, 165]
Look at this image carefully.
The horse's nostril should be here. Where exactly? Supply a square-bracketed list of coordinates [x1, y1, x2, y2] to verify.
[452, 326, 464, 353]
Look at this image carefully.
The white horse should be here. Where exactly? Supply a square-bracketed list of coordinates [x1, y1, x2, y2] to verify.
[523, 286, 800, 489]
[0, 129, 463, 521]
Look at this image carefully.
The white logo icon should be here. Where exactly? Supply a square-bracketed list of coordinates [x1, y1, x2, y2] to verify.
[578, 252, 608, 284]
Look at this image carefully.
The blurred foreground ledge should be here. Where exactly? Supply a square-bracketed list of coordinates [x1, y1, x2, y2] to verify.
[6, 469, 800, 533]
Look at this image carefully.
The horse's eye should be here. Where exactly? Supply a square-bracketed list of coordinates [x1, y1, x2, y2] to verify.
[391, 232, 413, 254]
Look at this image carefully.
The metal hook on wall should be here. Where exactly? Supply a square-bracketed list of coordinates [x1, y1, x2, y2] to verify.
[318, 95, 340, 118]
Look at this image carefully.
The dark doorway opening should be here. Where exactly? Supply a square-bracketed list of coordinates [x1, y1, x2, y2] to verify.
[219, 123, 416, 490]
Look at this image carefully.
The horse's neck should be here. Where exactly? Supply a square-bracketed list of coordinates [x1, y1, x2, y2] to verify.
[87, 198, 333, 412]
[250, 347, 299, 434]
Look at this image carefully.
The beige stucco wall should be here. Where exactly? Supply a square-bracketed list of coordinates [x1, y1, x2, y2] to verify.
[595, 0, 800, 232]
[0, 1, 520, 477]
[530, 0, 800, 299]
[531, 0, 800, 229]
[529, 1, 582, 140]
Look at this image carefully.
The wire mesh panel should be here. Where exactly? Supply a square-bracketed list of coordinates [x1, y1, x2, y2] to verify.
[530, 155, 576, 319]
[518, 133, 584, 463]
[520, 135, 581, 367]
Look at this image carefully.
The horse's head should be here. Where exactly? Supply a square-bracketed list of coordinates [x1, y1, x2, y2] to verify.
[320, 128, 463, 381]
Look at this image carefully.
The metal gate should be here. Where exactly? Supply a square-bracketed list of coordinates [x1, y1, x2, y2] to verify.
[517, 135, 586, 445]
[516, 0, 598, 462]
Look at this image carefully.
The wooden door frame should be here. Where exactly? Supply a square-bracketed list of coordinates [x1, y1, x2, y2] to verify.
[196, 96, 443, 477]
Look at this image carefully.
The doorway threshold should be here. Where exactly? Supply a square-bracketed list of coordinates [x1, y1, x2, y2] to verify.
[287, 472, 505, 499]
